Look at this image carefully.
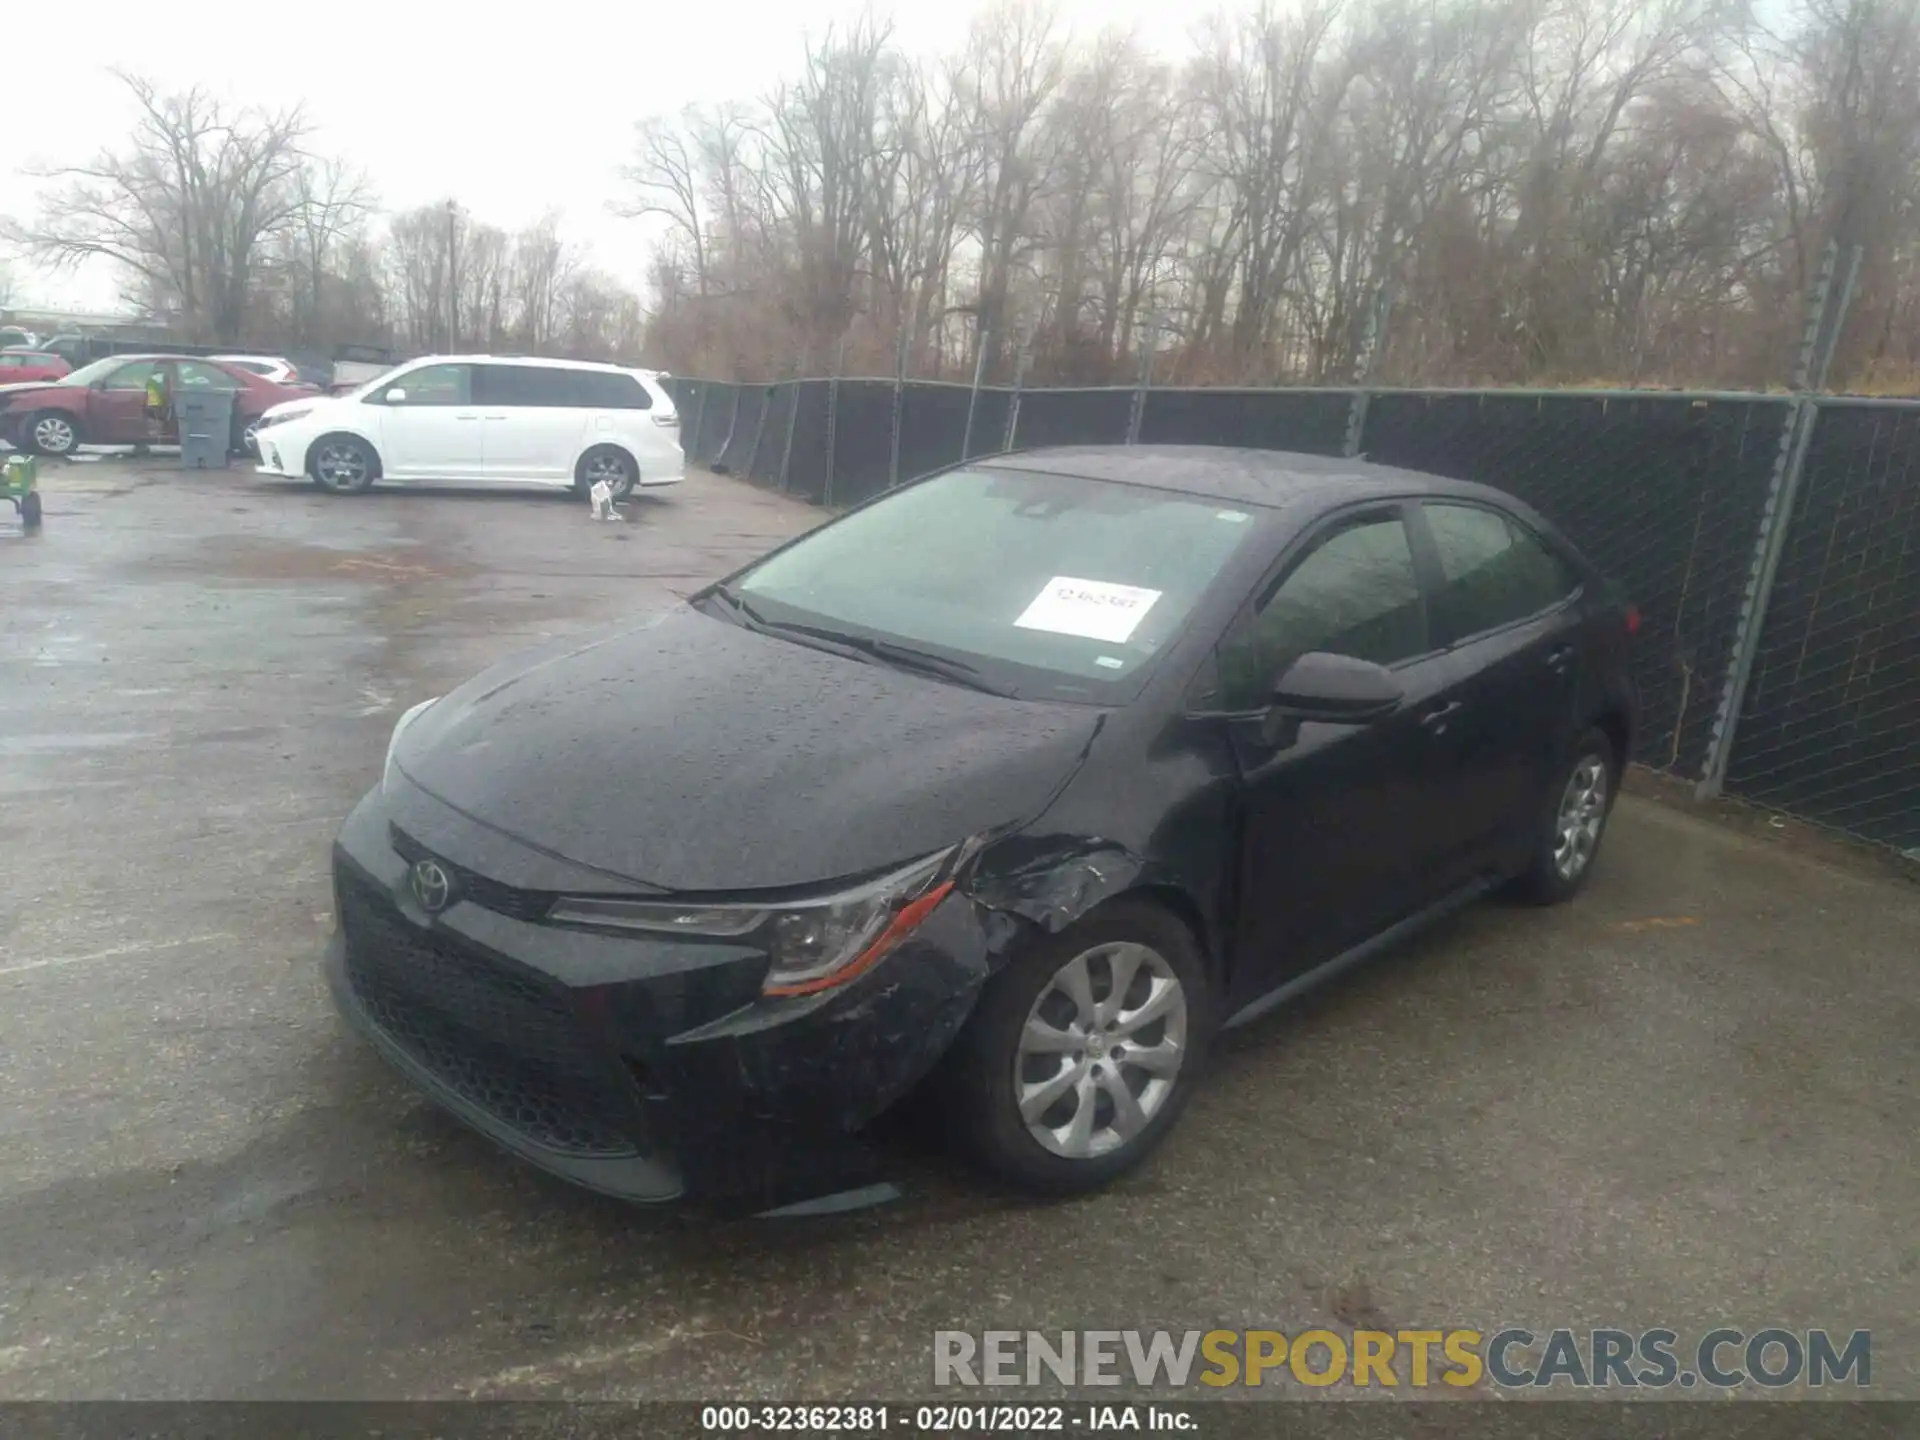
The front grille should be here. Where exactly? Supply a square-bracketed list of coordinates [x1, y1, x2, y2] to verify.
[339, 873, 639, 1156]
[390, 826, 554, 921]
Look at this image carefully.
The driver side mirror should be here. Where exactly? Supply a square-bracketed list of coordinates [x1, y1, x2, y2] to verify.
[1270, 651, 1403, 722]
[382, 387, 408, 404]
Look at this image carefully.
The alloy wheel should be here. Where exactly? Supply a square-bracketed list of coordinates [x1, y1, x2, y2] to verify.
[1014, 941, 1188, 1160]
[314, 441, 368, 490]
[33, 415, 76, 454]
[1553, 755, 1609, 882]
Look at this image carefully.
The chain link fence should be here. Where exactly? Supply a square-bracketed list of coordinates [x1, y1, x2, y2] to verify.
[660, 373, 1917, 858]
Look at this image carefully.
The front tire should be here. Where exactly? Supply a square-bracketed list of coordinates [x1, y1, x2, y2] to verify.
[943, 898, 1212, 1196]
[575, 445, 637, 501]
[26, 412, 78, 457]
[1513, 728, 1618, 904]
[308, 435, 378, 494]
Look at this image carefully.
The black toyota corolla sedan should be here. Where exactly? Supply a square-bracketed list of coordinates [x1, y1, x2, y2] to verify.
[326, 445, 1637, 1214]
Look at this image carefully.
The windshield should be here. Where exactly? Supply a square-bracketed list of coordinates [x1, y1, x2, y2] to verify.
[343, 363, 411, 398]
[730, 465, 1259, 700]
[54, 357, 130, 386]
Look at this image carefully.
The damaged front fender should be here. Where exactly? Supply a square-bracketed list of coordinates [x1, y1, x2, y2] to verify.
[962, 831, 1194, 967]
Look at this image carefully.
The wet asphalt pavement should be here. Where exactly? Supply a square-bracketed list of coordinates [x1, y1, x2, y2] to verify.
[1, 456, 1914, 1402]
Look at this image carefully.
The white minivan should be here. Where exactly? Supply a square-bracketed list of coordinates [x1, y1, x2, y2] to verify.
[252, 355, 683, 498]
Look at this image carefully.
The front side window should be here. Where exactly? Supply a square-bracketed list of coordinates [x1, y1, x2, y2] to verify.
[101, 361, 163, 392]
[1215, 516, 1428, 710]
[382, 364, 471, 406]
[1423, 502, 1578, 638]
[730, 466, 1261, 699]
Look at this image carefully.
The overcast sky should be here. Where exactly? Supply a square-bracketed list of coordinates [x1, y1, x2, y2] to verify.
[0, 0, 1197, 313]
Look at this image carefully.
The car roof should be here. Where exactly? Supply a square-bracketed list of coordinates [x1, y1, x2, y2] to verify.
[410, 354, 635, 374]
[976, 444, 1517, 512]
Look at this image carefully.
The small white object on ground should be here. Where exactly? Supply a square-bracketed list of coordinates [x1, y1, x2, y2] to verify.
[587, 480, 622, 521]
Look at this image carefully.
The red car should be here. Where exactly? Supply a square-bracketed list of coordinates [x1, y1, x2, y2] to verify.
[0, 354, 319, 457]
[0, 351, 71, 384]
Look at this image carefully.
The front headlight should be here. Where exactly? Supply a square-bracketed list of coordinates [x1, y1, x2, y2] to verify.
[548, 848, 960, 997]
[257, 405, 315, 431]
[381, 697, 439, 793]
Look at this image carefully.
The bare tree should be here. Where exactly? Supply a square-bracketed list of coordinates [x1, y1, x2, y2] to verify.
[6, 73, 312, 340]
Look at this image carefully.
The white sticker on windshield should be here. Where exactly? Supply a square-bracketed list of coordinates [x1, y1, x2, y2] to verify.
[1015, 576, 1162, 644]
[1094, 656, 1125, 669]
[1216, 510, 1250, 523]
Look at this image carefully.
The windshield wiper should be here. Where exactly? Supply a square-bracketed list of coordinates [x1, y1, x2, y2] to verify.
[704, 586, 1015, 697]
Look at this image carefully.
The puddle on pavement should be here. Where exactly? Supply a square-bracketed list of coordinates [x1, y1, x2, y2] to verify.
[0, 732, 159, 757]
[134, 535, 476, 587]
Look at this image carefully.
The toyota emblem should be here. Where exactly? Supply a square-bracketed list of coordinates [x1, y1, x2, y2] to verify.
[409, 859, 454, 913]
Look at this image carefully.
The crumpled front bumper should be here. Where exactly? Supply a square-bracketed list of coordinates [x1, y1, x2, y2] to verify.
[326, 783, 993, 1215]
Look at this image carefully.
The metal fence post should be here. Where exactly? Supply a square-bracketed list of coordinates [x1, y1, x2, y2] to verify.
[889, 321, 909, 488]
[713, 385, 742, 470]
[777, 346, 808, 494]
[824, 332, 849, 507]
[1004, 338, 1031, 451]
[742, 385, 773, 480]
[1343, 282, 1393, 459]
[1697, 240, 1861, 798]
[686, 383, 708, 466]
[961, 322, 991, 461]
[1125, 316, 1158, 445]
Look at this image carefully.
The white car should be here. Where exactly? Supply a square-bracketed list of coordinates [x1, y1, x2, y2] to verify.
[251, 355, 684, 498]
[213, 354, 304, 385]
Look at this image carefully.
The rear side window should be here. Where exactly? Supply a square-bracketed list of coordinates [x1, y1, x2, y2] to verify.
[1423, 503, 1579, 638]
[577, 370, 652, 409]
[175, 361, 241, 390]
[475, 364, 575, 407]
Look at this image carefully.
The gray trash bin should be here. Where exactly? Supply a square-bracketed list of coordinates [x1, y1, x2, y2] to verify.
[175, 388, 236, 470]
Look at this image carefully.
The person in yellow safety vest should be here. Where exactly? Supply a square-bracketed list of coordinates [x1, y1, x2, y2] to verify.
[144, 366, 169, 420]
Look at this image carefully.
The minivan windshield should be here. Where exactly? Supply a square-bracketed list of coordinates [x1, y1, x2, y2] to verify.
[725, 465, 1259, 700]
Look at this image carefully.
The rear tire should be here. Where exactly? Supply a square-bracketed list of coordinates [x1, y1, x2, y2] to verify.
[308, 434, 378, 494]
[942, 897, 1212, 1196]
[1512, 727, 1618, 904]
[575, 445, 637, 502]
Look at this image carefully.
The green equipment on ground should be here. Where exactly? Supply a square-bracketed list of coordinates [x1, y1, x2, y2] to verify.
[4, 452, 43, 529]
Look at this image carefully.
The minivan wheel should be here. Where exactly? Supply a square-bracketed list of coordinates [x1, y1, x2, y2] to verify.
[28, 412, 78, 456]
[1513, 727, 1617, 904]
[943, 898, 1211, 1195]
[576, 446, 637, 501]
[309, 435, 377, 494]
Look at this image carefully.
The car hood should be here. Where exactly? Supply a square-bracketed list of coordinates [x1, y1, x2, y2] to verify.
[393, 605, 1102, 892]
[0, 381, 62, 400]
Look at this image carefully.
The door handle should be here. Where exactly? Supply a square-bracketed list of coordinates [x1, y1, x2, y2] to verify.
[454, 413, 482, 421]
[1420, 701, 1462, 732]
[482, 413, 508, 420]
[1546, 644, 1575, 672]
